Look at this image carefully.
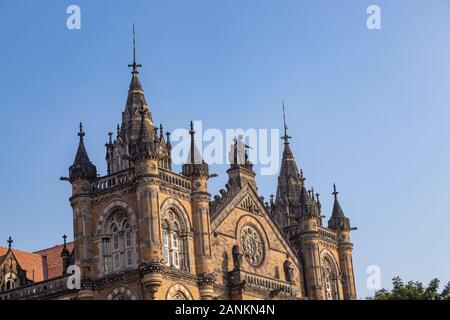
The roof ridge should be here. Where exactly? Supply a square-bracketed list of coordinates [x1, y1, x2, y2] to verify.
[0, 246, 42, 257]
[33, 241, 74, 254]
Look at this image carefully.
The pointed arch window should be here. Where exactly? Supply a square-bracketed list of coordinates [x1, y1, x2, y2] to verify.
[171, 224, 180, 269]
[163, 228, 170, 266]
[102, 210, 136, 274]
[162, 211, 188, 270]
[5, 279, 15, 291]
[322, 257, 339, 300]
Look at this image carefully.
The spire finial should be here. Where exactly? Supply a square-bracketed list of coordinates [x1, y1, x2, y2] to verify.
[189, 121, 196, 164]
[189, 121, 195, 135]
[78, 122, 85, 141]
[108, 132, 113, 144]
[281, 101, 291, 144]
[166, 131, 171, 147]
[299, 169, 306, 183]
[128, 23, 142, 74]
[332, 183, 339, 200]
[7, 236, 13, 249]
[63, 234, 67, 246]
[116, 124, 120, 139]
[139, 102, 147, 119]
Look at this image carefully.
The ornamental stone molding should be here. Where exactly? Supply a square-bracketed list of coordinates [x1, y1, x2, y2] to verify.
[95, 199, 137, 235]
[166, 283, 194, 300]
[240, 224, 265, 267]
[106, 285, 138, 300]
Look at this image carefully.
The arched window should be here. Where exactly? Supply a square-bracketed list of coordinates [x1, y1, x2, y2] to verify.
[102, 209, 135, 274]
[111, 223, 121, 271]
[162, 212, 187, 270]
[163, 228, 170, 265]
[5, 279, 15, 291]
[124, 222, 133, 267]
[322, 257, 339, 300]
[171, 224, 180, 269]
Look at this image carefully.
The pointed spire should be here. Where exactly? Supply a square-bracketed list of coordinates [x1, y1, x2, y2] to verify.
[74, 122, 89, 164]
[329, 183, 350, 230]
[128, 23, 142, 75]
[133, 105, 156, 158]
[282, 101, 292, 145]
[189, 121, 197, 165]
[61, 234, 70, 256]
[331, 183, 345, 218]
[61, 234, 71, 274]
[70, 122, 97, 181]
[127, 23, 144, 94]
[120, 24, 154, 153]
[183, 121, 209, 177]
[166, 131, 172, 148]
[280, 102, 295, 162]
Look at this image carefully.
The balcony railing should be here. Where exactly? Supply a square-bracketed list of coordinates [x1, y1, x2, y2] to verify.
[318, 227, 338, 241]
[0, 275, 72, 300]
[92, 168, 135, 192]
[160, 168, 192, 191]
[231, 269, 297, 297]
[90, 167, 191, 193]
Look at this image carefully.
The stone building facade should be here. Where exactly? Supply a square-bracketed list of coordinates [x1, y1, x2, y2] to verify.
[0, 44, 357, 301]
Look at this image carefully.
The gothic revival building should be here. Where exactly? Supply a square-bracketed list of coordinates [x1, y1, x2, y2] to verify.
[0, 38, 357, 300]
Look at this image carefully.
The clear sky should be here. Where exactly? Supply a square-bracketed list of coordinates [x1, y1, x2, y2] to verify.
[1, 0, 450, 298]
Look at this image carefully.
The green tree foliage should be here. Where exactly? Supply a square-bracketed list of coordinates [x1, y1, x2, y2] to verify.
[371, 277, 450, 300]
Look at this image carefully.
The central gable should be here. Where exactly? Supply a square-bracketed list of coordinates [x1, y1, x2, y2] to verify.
[211, 184, 298, 260]
[210, 184, 302, 285]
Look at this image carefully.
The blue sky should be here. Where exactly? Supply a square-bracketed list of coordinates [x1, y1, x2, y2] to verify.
[1, 0, 450, 298]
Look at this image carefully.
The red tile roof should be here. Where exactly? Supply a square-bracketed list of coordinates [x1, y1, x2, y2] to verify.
[0, 247, 44, 282]
[0, 241, 74, 282]
[34, 242, 74, 280]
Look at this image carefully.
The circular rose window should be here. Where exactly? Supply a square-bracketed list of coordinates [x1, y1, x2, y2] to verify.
[240, 225, 265, 266]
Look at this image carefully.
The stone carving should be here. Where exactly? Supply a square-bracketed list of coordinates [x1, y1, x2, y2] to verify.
[231, 245, 243, 271]
[283, 260, 294, 283]
[106, 285, 138, 300]
[170, 290, 187, 300]
[240, 225, 265, 266]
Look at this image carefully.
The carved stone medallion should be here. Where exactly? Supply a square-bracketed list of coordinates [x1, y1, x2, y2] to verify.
[240, 225, 265, 266]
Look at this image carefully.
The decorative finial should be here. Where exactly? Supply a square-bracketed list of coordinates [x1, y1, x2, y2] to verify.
[316, 193, 320, 202]
[7, 236, 13, 249]
[63, 234, 67, 246]
[299, 169, 306, 183]
[165, 131, 171, 142]
[139, 102, 147, 119]
[189, 121, 195, 136]
[128, 23, 142, 74]
[281, 101, 291, 144]
[311, 187, 315, 199]
[108, 132, 113, 144]
[78, 122, 85, 141]
[159, 124, 164, 139]
[332, 183, 339, 200]
[116, 124, 120, 139]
